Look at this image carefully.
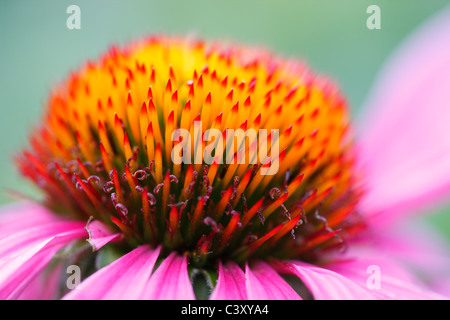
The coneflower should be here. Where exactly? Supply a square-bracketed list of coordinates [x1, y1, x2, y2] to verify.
[2, 10, 450, 299]
[19, 36, 359, 267]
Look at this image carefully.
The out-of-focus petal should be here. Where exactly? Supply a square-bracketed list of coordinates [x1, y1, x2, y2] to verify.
[209, 261, 247, 300]
[16, 262, 64, 300]
[0, 201, 67, 234]
[245, 261, 301, 300]
[362, 219, 450, 297]
[272, 260, 377, 299]
[328, 254, 447, 300]
[141, 252, 195, 300]
[63, 245, 160, 300]
[0, 203, 86, 299]
[357, 6, 450, 223]
[85, 218, 121, 251]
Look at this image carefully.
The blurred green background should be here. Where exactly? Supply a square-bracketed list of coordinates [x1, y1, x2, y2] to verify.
[1, 0, 449, 237]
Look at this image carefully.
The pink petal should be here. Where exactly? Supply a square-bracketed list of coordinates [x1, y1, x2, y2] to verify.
[104, 246, 160, 299]
[141, 252, 195, 300]
[0, 201, 68, 234]
[357, 6, 450, 222]
[328, 255, 447, 300]
[245, 261, 301, 300]
[0, 204, 86, 299]
[63, 245, 160, 300]
[16, 262, 64, 300]
[85, 218, 121, 251]
[272, 260, 377, 299]
[0, 220, 85, 261]
[359, 220, 450, 297]
[209, 261, 247, 300]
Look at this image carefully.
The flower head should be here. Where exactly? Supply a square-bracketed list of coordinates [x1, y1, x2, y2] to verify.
[3, 7, 450, 298]
[17, 37, 362, 270]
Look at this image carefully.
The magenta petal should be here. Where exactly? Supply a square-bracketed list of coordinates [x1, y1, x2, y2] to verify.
[0, 219, 86, 299]
[209, 261, 247, 300]
[104, 246, 160, 299]
[273, 260, 377, 300]
[245, 261, 301, 300]
[141, 252, 195, 300]
[357, 6, 450, 222]
[0, 220, 85, 261]
[85, 218, 121, 251]
[63, 245, 160, 300]
[375, 222, 450, 283]
[329, 256, 447, 300]
[342, 223, 450, 299]
[0, 202, 69, 234]
[16, 263, 64, 300]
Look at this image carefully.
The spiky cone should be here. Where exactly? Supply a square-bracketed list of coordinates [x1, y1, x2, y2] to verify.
[18, 37, 362, 270]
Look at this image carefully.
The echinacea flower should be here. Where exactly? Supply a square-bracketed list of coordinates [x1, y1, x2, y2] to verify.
[2, 7, 450, 300]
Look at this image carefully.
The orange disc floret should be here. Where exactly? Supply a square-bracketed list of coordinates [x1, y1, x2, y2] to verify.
[17, 36, 363, 266]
